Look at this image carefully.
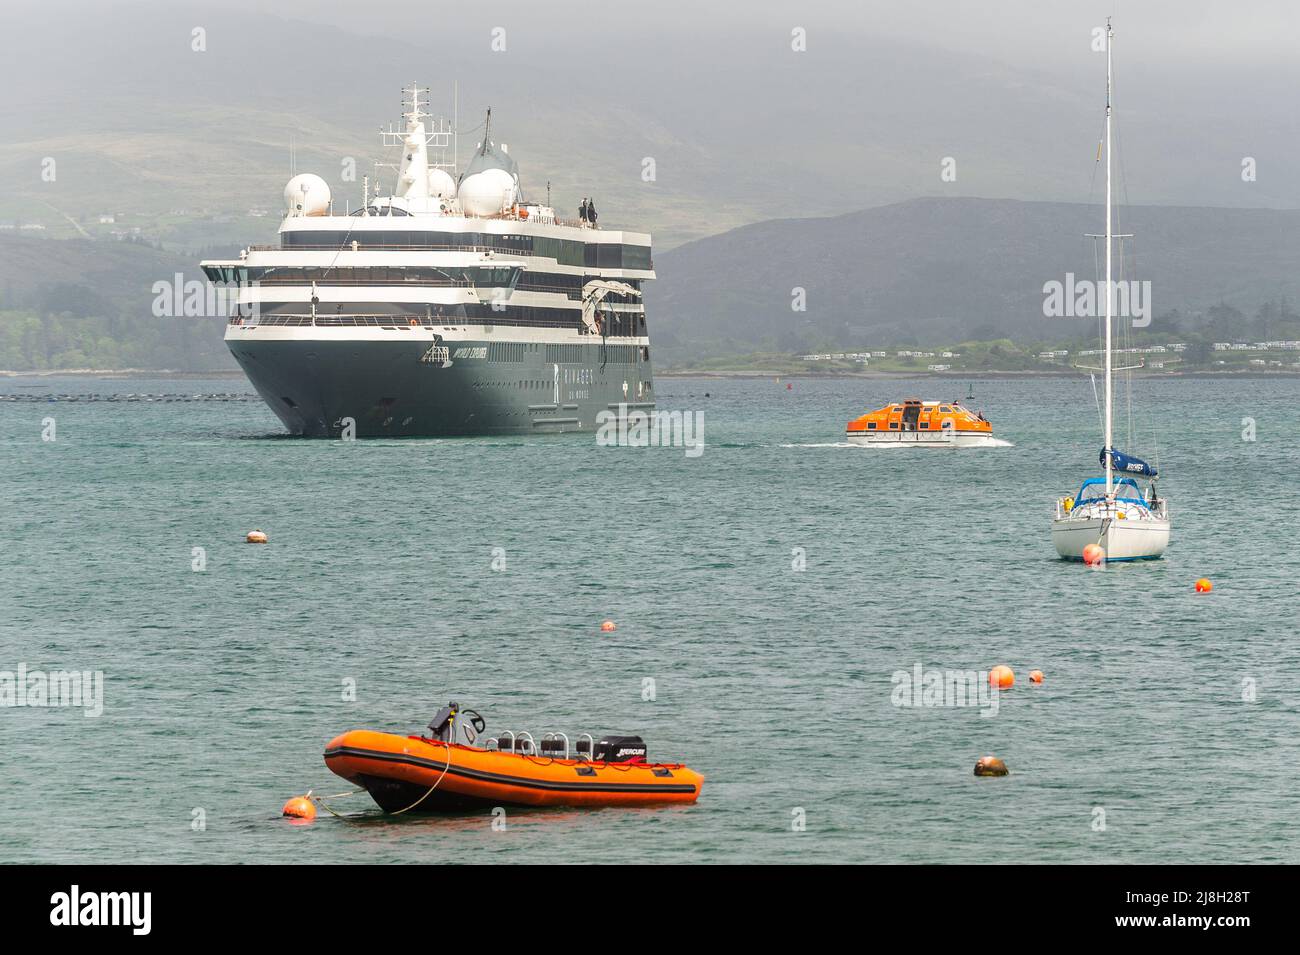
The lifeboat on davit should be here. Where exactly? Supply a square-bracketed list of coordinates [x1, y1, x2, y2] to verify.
[846, 398, 997, 448]
[324, 702, 703, 813]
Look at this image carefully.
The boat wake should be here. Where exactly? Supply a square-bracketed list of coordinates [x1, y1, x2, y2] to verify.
[781, 442, 880, 449]
[781, 439, 1015, 449]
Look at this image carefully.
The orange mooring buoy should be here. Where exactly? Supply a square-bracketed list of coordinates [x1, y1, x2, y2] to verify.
[247, 529, 268, 544]
[1082, 543, 1104, 566]
[988, 665, 1015, 689]
[601, 620, 617, 633]
[282, 795, 315, 821]
[1029, 669, 1044, 684]
[974, 755, 1008, 777]
[1195, 578, 1213, 593]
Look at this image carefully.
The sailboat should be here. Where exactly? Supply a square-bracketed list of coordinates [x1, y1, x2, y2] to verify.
[1052, 19, 1170, 562]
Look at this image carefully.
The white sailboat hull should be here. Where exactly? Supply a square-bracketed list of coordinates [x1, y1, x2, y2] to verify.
[1052, 513, 1170, 562]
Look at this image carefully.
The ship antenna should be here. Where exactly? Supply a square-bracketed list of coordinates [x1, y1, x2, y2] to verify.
[403, 82, 429, 127]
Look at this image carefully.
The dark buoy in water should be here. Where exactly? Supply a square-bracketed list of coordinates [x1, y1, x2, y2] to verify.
[974, 756, 1008, 777]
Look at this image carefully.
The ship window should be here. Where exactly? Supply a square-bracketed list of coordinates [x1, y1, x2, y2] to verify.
[867, 422, 877, 430]
[889, 422, 898, 429]
[622, 244, 652, 270]
[940, 405, 953, 412]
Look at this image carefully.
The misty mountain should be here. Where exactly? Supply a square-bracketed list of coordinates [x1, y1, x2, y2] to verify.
[4, 2, 1300, 252]
[0, 235, 231, 371]
[645, 197, 1300, 356]
[3, 195, 1296, 370]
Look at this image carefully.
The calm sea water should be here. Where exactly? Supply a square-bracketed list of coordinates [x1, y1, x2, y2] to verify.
[2, 373, 1298, 864]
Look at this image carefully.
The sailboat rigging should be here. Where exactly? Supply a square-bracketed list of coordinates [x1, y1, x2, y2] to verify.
[1051, 19, 1171, 562]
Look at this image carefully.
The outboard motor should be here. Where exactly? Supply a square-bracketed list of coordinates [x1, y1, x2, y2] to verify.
[427, 702, 486, 747]
[594, 735, 647, 764]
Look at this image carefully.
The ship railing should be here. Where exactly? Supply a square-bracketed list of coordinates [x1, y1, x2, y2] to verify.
[229, 312, 652, 338]
[254, 275, 474, 288]
[231, 313, 641, 332]
[253, 276, 582, 297]
[246, 242, 540, 256]
[230, 314, 421, 327]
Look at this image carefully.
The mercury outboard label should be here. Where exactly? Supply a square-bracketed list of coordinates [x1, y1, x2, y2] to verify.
[594, 735, 647, 763]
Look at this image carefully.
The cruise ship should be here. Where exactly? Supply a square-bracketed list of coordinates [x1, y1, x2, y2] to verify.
[201, 87, 655, 437]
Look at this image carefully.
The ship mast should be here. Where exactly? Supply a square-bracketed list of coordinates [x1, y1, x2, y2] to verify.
[1104, 17, 1114, 497]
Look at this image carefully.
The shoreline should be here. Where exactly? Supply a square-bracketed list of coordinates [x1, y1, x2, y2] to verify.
[0, 369, 247, 379]
[657, 368, 1300, 381]
[3, 367, 1298, 382]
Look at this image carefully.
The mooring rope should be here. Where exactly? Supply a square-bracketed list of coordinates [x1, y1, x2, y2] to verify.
[309, 737, 454, 821]
[390, 739, 454, 816]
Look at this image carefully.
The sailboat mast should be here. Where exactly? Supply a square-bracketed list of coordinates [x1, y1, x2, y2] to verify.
[1104, 18, 1114, 496]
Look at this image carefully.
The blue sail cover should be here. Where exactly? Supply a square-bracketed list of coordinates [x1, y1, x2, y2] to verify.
[1076, 476, 1149, 507]
[1100, 448, 1158, 479]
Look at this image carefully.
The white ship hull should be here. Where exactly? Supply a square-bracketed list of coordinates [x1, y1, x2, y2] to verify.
[845, 430, 1000, 448]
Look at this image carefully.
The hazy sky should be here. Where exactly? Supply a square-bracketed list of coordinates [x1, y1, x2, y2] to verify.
[4, 0, 1297, 247]
[196, 0, 1300, 71]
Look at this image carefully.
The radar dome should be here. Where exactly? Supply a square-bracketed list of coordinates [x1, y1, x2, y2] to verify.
[284, 173, 331, 217]
[458, 168, 517, 217]
[427, 168, 457, 201]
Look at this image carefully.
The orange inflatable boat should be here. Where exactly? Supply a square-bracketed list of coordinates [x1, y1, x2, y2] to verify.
[324, 703, 704, 813]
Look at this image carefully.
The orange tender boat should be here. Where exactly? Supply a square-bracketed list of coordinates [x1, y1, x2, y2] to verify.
[324, 703, 704, 813]
[846, 398, 996, 447]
